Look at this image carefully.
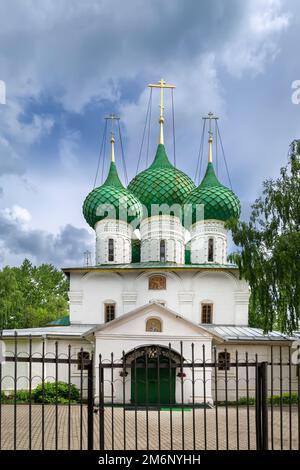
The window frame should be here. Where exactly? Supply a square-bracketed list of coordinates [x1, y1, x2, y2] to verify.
[218, 351, 231, 371]
[201, 303, 213, 324]
[77, 351, 90, 371]
[160, 239, 166, 262]
[108, 238, 114, 262]
[208, 237, 214, 262]
[104, 302, 116, 323]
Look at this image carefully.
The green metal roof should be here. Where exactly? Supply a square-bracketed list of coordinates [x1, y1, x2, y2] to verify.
[185, 162, 240, 224]
[128, 144, 195, 218]
[47, 315, 70, 326]
[63, 261, 238, 272]
[83, 161, 143, 228]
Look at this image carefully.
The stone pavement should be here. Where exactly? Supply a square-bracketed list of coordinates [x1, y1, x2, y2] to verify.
[0, 405, 298, 450]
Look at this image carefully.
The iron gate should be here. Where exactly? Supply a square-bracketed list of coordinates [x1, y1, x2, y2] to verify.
[0, 335, 299, 450]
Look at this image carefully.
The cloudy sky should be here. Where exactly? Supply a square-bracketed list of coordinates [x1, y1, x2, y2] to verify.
[0, 0, 299, 267]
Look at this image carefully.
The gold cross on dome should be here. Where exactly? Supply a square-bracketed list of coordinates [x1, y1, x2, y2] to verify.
[105, 114, 120, 162]
[202, 112, 219, 163]
[148, 79, 176, 145]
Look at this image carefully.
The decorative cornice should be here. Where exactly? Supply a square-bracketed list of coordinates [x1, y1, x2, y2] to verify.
[68, 291, 83, 304]
[122, 292, 137, 303]
[178, 292, 194, 303]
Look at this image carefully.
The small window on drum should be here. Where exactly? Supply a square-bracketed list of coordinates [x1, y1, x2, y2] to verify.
[146, 318, 162, 332]
[208, 238, 214, 262]
[160, 240, 166, 262]
[218, 351, 231, 371]
[77, 351, 90, 370]
[108, 238, 114, 262]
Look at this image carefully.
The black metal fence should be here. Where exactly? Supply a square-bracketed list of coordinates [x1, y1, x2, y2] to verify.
[0, 334, 299, 451]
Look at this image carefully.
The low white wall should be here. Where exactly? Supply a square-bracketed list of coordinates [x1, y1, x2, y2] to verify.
[0, 337, 94, 398]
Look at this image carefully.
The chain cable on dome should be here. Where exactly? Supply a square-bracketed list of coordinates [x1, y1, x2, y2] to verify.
[93, 119, 108, 189]
[216, 121, 233, 190]
[117, 119, 128, 186]
[136, 88, 152, 175]
[194, 118, 206, 185]
[171, 88, 176, 167]
[146, 88, 152, 168]
[215, 118, 219, 177]
[101, 120, 108, 184]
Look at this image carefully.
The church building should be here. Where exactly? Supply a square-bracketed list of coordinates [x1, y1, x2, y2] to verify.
[1, 80, 295, 404]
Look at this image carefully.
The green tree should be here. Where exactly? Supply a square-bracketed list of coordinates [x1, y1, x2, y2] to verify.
[0, 260, 69, 329]
[228, 140, 300, 333]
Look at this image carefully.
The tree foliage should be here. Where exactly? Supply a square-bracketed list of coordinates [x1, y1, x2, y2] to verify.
[0, 259, 69, 329]
[228, 140, 300, 333]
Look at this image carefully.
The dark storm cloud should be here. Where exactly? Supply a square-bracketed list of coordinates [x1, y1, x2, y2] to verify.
[0, 212, 93, 266]
[0, 0, 252, 112]
[0, 0, 295, 266]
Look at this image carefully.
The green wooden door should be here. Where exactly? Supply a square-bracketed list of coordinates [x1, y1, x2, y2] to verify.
[131, 360, 176, 405]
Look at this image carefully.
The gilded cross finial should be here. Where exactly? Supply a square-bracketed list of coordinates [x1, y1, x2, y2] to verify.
[203, 112, 218, 163]
[148, 78, 176, 145]
[105, 114, 120, 162]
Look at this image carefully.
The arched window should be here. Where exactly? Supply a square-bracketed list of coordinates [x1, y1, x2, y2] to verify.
[146, 318, 162, 332]
[208, 238, 214, 262]
[108, 238, 114, 262]
[201, 303, 213, 324]
[160, 240, 166, 262]
[149, 275, 166, 290]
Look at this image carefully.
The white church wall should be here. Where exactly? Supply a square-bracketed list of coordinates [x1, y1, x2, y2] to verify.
[133, 271, 182, 312]
[0, 335, 295, 405]
[0, 338, 93, 396]
[191, 271, 238, 324]
[212, 344, 297, 401]
[68, 268, 249, 326]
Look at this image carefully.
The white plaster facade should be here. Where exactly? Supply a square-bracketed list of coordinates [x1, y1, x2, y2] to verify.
[68, 268, 249, 326]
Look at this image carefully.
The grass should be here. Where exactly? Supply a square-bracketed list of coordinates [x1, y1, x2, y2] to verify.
[217, 393, 298, 407]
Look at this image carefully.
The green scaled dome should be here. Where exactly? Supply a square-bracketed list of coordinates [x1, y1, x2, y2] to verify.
[185, 162, 240, 225]
[128, 144, 195, 217]
[83, 161, 143, 228]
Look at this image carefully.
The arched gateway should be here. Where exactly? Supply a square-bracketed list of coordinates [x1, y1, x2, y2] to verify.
[125, 345, 182, 405]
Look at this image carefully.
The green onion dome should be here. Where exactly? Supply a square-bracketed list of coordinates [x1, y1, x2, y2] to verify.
[127, 144, 196, 218]
[185, 161, 240, 225]
[83, 161, 143, 228]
